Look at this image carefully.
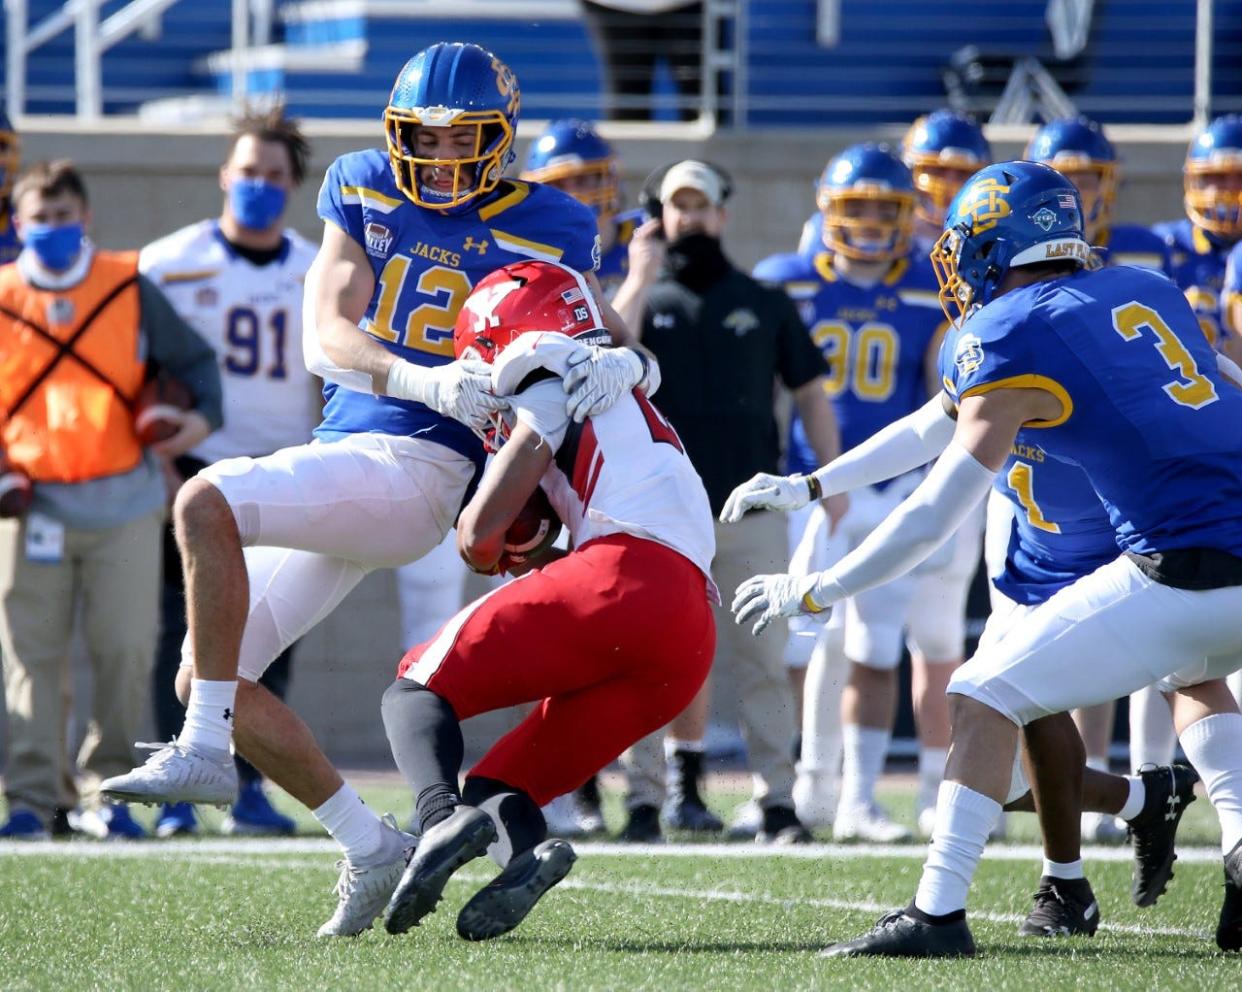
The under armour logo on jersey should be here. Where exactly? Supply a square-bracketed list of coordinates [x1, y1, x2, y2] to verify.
[724, 308, 759, 337]
[652, 313, 675, 329]
[463, 236, 489, 255]
[223, 708, 233, 723]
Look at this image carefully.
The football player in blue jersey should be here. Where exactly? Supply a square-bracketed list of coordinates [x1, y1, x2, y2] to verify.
[1024, 114, 1173, 842]
[1154, 115, 1242, 358]
[521, 119, 643, 299]
[755, 144, 954, 842]
[101, 42, 658, 937]
[729, 161, 1242, 955]
[0, 109, 21, 265]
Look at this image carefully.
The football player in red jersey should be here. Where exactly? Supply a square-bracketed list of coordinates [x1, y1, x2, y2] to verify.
[381, 260, 717, 942]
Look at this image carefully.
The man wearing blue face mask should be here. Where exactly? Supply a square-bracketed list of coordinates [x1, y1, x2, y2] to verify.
[0, 160, 222, 840]
[139, 107, 320, 841]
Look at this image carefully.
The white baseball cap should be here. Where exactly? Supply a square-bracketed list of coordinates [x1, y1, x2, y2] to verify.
[658, 160, 726, 206]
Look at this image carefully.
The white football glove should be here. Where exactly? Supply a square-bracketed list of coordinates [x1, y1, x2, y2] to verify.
[387, 357, 508, 432]
[719, 472, 814, 524]
[563, 346, 651, 423]
[731, 572, 831, 637]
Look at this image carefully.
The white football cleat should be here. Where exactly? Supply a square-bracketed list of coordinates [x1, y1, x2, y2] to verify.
[793, 770, 837, 829]
[833, 802, 912, 843]
[1082, 810, 1128, 844]
[318, 814, 419, 937]
[100, 741, 236, 807]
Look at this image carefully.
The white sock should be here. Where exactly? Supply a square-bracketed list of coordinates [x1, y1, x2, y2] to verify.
[664, 737, 704, 758]
[1042, 858, 1085, 880]
[1178, 712, 1242, 856]
[177, 679, 237, 752]
[917, 747, 948, 811]
[1118, 775, 1145, 822]
[915, 781, 1001, 916]
[839, 724, 889, 811]
[1129, 685, 1178, 773]
[312, 784, 384, 863]
[1086, 755, 1109, 773]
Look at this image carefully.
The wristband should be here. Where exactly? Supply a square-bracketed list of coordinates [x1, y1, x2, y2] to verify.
[804, 474, 823, 501]
[801, 590, 827, 614]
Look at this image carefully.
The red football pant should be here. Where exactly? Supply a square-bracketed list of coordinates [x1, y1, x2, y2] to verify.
[397, 535, 716, 806]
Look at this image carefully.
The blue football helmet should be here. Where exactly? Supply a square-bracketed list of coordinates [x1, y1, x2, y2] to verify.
[521, 119, 620, 222]
[816, 143, 916, 263]
[902, 111, 993, 227]
[383, 42, 520, 211]
[932, 161, 1089, 326]
[1184, 114, 1242, 239]
[0, 108, 19, 202]
[1026, 117, 1118, 239]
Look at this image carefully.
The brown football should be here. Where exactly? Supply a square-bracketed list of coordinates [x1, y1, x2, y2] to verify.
[133, 375, 194, 446]
[502, 486, 563, 561]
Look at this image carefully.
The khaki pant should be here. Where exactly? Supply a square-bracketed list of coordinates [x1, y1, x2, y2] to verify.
[0, 507, 163, 822]
[624, 512, 797, 810]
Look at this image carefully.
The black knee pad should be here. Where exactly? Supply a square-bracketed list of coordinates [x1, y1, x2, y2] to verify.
[463, 776, 547, 867]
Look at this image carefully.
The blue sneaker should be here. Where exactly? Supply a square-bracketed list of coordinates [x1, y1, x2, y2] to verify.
[222, 780, 296, 836]
[156, 802, 198, 838]
[0, 809, 50, 840]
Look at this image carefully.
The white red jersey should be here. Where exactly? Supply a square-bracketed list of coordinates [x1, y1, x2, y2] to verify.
[139, 219, 320, 463]
[493, 333, 717, 595]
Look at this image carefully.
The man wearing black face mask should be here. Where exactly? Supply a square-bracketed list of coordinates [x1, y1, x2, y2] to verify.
[611, 160, 846, 844]
[0, 160, 221, 840]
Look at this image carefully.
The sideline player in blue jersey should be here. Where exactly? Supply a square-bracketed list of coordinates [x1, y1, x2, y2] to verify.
[1155, 115, 1242, 360]
[756, 144, 952, 842]
[521, 118, 643, 299]
[796, 111, 992, 260]
[729, 161, 1242, 956]
[101, 42, 658, 937]
[0, 110, 21, 264]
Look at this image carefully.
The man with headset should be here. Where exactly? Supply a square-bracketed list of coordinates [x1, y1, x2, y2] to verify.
[611, 160, 845, 843]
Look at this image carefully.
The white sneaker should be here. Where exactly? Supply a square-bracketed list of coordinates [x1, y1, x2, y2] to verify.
[833, 802, 912, 843]
[100, 741, 237, 807]
[317, 814, 418, 937]
[541, 793, 586, 838]
[727, 799, 764, 839]
[1081, 810, 1128, 844]
[793, 770, 837, 829]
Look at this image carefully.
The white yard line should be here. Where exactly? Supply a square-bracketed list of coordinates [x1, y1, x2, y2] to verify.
[0, 837, 1224, 864]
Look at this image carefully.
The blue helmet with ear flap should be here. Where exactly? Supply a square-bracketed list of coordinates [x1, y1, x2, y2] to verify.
[383, 42, 520, 212]
[932, 160, 1089, 326]
[521, 119, 620, 220]
[1184, 114, 1242, 238]
[1026, 117, 1118, 235]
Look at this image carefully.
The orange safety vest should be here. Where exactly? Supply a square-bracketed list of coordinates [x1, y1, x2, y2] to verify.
[0, 251, 146, 483]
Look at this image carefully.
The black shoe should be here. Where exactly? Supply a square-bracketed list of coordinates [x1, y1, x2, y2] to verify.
[663, 797, 723, 832]
[1018, 876, 1100, 937]
[1128, 763, 1199, 907]
[757, 804, 813, 845]
[575, 777, 606, 834]
[456, 838, 577, 941]
[383, 805, 497, 935]
[1218, 838, 1242, 951]
[821, 908, 976, 958]
[618, 804, 663, 843]
[49, 806, 74, 838]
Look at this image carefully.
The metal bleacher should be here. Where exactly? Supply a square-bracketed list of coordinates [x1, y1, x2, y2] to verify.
[3, 0, 1242, 125]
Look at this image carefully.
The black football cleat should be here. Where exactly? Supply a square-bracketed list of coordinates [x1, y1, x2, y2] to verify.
[383, 805, 497, 935]
[1217, 838, 1242, 952]
[456, 838, 577, 941]
[618, 803, 663, 843]
[1128, 763, 1199, 907]
[756, 804, 814, 845]
[1018, 876, 1100, 937]
[821, 908, 976, 958]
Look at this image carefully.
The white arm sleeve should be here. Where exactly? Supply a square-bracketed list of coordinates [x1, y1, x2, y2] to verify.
[1217, 350, 1242, 389]
[811, 440, 994, 603]
[301, 291, 375, 394]
[808, 394, 955, 496]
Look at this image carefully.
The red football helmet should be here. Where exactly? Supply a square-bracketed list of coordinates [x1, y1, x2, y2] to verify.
[453, 259, 606, 364]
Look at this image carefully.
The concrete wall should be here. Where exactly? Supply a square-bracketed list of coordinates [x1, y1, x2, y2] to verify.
[8, 119, 1200, 767]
